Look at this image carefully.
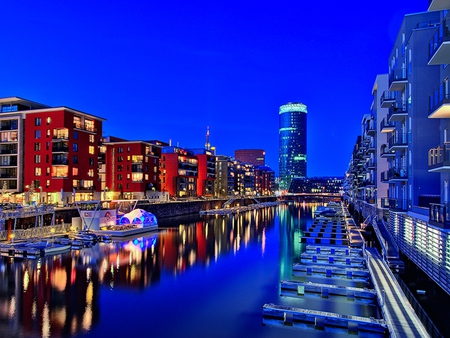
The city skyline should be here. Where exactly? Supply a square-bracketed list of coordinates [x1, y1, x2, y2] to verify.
[0, 1, 426, 176]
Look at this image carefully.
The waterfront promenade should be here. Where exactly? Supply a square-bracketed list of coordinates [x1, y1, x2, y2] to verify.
[366, 247, 430, 337]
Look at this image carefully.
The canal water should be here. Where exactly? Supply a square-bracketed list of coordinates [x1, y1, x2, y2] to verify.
[0, 202, 381, 338]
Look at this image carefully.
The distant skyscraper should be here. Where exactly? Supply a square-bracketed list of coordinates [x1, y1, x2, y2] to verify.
[279, 102, 307, 191]
[234, 149, 265, 166]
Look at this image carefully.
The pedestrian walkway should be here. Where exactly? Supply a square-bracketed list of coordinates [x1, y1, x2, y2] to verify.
[365, 247, 429, 337]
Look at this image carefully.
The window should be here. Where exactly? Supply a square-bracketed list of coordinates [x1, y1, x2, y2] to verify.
[118, 165, 123, 172]
[127, 174, 130, 180]
[34, 155, 41, 163]
[85, 119, 94, 132]
[35, 118, 41, 126]
[73, 155, 78, 164]
[52, 166, 68, 178]
[118, 174, 123, 180]
[46, 142, 50, 151]
[73, 168, 78, 176]
[73, 143, 78, 152]
[34, 143, 41, 151]
[88, 169, 94, 177]
[46, 129, 50, 137]
[35, 130, 41, 139]
[73, 131, 78, 140]
[46, 180, 50, 188]
[89, 135, 94, 143]
[89, 146, 95, 154]
[127, 147, 130, 152]
[89, 158, 94, 166]
[46, 117, 51, 125]
[46, 167, 50, 176]
[118, 156, 123, 162]
[35, 168, 41, 176]
[118, 147, 123, 153]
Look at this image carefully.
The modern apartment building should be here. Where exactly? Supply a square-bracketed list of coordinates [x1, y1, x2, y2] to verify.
[279, 102, 307, 192]
[234, 149, 265, 166]
[190, 148, 216, 197]
[160, 146, 198, 198]
[0, 97, 105, 204]
[102, 137, 161, 200]
[346, 6, 450, 297]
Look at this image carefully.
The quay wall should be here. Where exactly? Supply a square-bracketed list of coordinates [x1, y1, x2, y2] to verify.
[54, 196, 278, 221]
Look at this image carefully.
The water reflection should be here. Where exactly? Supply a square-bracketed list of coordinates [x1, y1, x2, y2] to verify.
[0, 202, 378, 338]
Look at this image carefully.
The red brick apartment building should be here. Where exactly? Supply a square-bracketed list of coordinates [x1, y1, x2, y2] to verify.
[0, 97, 105, 204]
[102, 136, 162, 200]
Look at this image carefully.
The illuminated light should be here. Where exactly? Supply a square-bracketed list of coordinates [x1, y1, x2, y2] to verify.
[23, 270, 30, 292]
[279, 103, 307, 114]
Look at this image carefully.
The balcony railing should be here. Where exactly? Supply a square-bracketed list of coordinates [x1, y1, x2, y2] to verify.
[428, 79, 450, 118]
[428, 142, 450, 172]
[380, 117, 395, 133]
[428, 18, 450, 65]
[73, 122, 97, 133]
[388, 132, 408, 151]
[380, 144, 395, 157]
[429, 203, 450, 229]
[387, 167, 408, 180]
[381, 197, 389, 208]
[388, 101, 407, 122]
[389, 67, 407, 91]
[380, 90, 396, 108]
[389, 198, 408, 211]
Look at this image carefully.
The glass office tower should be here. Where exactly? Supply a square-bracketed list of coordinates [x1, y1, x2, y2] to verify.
[279, 102, 307, 191]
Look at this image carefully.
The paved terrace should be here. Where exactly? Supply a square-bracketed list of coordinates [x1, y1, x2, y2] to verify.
[365, 247, 429, 338]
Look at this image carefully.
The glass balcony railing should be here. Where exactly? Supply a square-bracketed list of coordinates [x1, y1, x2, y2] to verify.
[429, 203, 450, 229]
[389, 198, 408, 211]
[429, 18, 450, 62]
[428, 79, 450, 118]
[428, 142, 450, 171]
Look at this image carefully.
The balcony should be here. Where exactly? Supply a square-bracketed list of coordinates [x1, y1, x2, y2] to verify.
[388, 102, 407, 122]
[380, 197, 390, 208]
[428, 79, 450, 118]
[381, 171, 389, 183]
[52, 145, 69, 153]
[428, 142, 450, 172]
[428, 18, 450, 65]
[380, 117, 395, 133]
[389, 198, 408, 212]
[380, 144, 395, 157]
[388, 132, 408, 151]
[389, 67, 407, 91]
[380, 90, 396, 108]
[429, 203, 450, 229]
[428, 0, 450, 11]
[386, 167, 408, 181]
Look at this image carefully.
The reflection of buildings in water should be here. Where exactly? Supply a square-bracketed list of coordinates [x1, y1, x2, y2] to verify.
[157, 207, 278, 275]
[0, 253, 100, 338]
[98, 236, 161, 289]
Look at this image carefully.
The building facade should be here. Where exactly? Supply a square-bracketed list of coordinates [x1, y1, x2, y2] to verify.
[234, 149, 265, 166]
[278, 102, 307, 192]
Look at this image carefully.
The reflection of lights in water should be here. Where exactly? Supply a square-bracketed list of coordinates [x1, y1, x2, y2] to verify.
[205, 223, 208, 238]
[53, 268, 67, 291]
[261, 228, 266, 256]
[8, 296, 15, 319]
[42, 302, 50, 338]
[116, 255, 120, 270]
[54, 307, 66, 327]
[129, 252, 133, 266]
[83, 282, 93, 331]
[32, 300, 37, 319]
[214, 242, 218, 262]
[102, 258, 108, 274]
[188, 249, 196, 265]
[86, 267, 91, 282]
[71, 316, 78, 336]
[23, 269, 29, 292]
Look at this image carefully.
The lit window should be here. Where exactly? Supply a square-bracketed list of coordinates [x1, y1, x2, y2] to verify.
[88, 169, 94, 177]
[89, 146, 95, 154]
[89, 135, 94, 143]
[47, 117, 51, 125]
[35, 168, 41, 176]
[72, 168, 78, 176]
[34, 143, 41, 151]
[35, 155, 40, 163]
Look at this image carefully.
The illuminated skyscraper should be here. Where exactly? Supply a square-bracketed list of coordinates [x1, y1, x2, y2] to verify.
[278, 102, 307, 191]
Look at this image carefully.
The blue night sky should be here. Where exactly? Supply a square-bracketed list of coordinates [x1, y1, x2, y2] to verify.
[1, 1, 425, 177]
